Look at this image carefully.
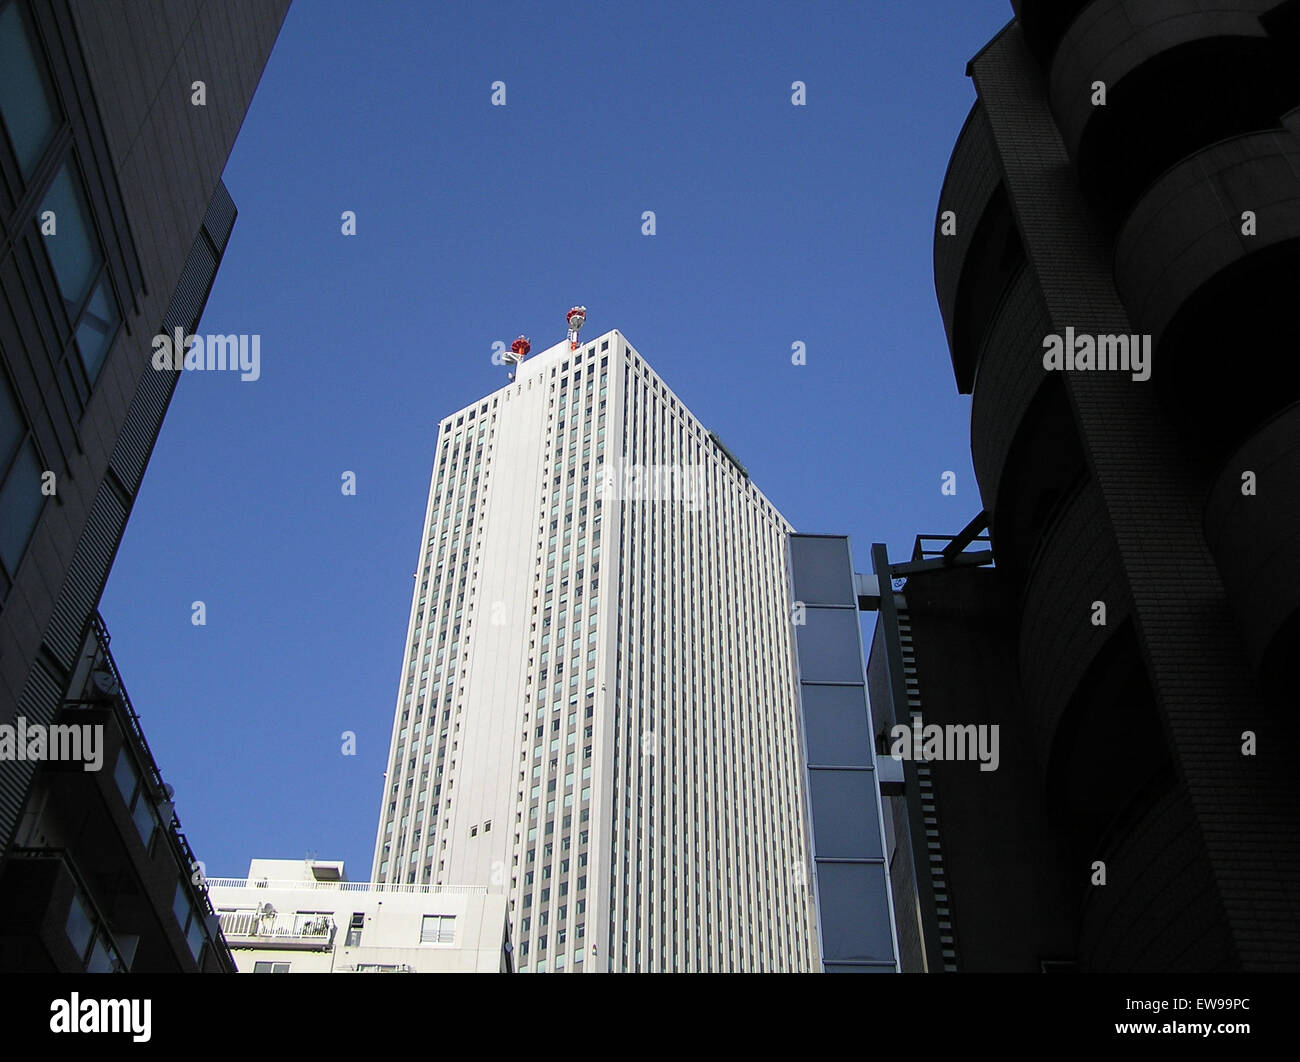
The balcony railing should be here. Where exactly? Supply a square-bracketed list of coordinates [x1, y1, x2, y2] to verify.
[45, 616, 234, 971]
[218, 910, 336, 947]
[83, 617, 224, 916]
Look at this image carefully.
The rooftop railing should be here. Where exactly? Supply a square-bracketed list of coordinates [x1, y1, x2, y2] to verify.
[206, 878, 487, 895]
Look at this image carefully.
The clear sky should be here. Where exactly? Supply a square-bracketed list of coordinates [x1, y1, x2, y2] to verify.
[100, 0, 1012, 880]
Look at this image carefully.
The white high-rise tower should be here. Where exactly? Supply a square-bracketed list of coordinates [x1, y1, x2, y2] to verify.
[372, 325, 819, 972]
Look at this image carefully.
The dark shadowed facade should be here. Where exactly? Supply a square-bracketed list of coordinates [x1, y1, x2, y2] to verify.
[0, 0, 289, 970]
[863, 529, 1081, 972]
[880, 0, 1300, 971]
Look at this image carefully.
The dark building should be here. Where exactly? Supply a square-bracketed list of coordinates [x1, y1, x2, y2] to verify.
[867, 0, 1300, 971]
[0, 0, 289, 970]
[0, 615, 234, 971]
[862, 524, 1081, 972]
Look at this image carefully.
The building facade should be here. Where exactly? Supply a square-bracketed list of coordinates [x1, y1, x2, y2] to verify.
[372, 328, 819, 972]
[208, 859, 510, 973]
[0, 615, 232, 971]
[786, 534, 900, 973]
[861, 525, 1081, 972]
[0, 0, 290, 970]
[923, 0, 1300, 969]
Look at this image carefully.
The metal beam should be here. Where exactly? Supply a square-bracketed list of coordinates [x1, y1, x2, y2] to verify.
[890, 550, 994, 578]
[940, 510, 990, 560]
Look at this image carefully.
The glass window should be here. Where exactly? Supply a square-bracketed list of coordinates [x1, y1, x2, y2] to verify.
[0, 372, 22, 469]
[185, 917, 205, 962]
[795, 608, 865, 683]
[802, 684, 873, 766]
[130, 794, 155, 846]
[808, 769, 882, 858]
[420, 914, 456, 943]
[0, 0, 59, 177]
[0, 433, 43, 578]
[86, 934, 115, 973]
[65, 892, 94, 961]
[817, 862, 894, 963]
[171, 882, 190, 933]
[74, 274, 118, 383]
[38, 160, 101, 316]
[112, 747, 137, 806]
[790, 535, 856, 606]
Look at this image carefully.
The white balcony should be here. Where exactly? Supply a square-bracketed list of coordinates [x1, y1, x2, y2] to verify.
[218, 910, 336, 950]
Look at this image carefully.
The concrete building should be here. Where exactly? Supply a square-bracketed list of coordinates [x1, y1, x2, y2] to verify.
[207, 859, 511, 973]
[371, 327, 820, 972]
[0, 0, 290, 970]
[866, 0, 1300, 970]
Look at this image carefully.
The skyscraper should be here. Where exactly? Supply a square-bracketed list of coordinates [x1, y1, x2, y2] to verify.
[372, 327, 819, 972]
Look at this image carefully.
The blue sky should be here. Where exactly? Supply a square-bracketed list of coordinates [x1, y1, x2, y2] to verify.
[100, 0, 1010, 879]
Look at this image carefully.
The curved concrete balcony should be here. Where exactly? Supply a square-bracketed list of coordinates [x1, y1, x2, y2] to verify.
[1078, 781, 1235, 970]
[1011, 0, 1093, 65]
[969, 262, 1052, 521]
[1114, 128, 1300, 454]
[1017, 477, 1129, 778]
[1049, 0, 1284, 218]
[976, 369, 1089, 589]
[1204, 400, 1300, 686]
[1116, 129, 1300, 345]
[934, 102, 1019, 395]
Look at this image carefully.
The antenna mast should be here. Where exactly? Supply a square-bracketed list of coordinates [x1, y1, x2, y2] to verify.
[505, 335, 530, 381]
[566, 306, 586, 351]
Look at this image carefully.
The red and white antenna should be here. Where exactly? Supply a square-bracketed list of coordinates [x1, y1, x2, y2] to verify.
[566, 306, 586, 351]
[504, 335, 529, 381]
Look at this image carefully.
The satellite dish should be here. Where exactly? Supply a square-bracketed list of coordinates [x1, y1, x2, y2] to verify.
[259, 903, 276, 916]
[90, 669, 119, 697]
